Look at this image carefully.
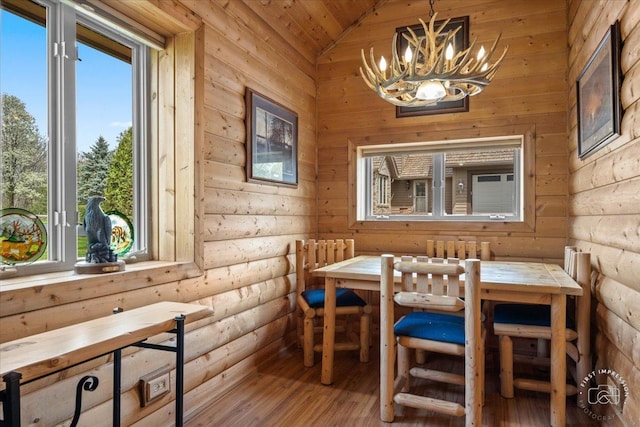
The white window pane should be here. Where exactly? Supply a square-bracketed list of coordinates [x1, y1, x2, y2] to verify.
[360, 138, 522, 222]
[75, 23, 133, 259]
[2, 0, 149, 274]
[1, 3, 49, 265]
[446, 148, 517, 217]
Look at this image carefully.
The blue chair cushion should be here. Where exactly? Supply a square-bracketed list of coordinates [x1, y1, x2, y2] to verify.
[393, 311, 465, 345]
[494, 304, 575, 329]
[302, 288, 367, 309]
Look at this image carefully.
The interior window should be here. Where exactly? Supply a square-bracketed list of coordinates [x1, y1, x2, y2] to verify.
[358, 137, 523, 222]
[1, 0, 150, 275]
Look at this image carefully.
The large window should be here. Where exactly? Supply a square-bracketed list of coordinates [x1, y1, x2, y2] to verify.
[1, 0, 150, 275]
[357, 136, 524, 222]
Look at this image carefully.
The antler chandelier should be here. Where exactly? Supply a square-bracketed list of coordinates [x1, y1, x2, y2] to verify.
[359, 2, 508, 107]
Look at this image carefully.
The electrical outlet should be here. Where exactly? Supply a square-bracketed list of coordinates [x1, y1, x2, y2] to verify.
[139, 365, 171, 407]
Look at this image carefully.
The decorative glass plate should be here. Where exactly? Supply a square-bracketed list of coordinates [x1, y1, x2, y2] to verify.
[106, 211, 134, 255]
[0, 208, 48, 266]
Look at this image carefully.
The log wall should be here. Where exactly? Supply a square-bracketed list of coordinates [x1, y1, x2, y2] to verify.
[567, 1, 640, 426]
[2, 0, 638, 426]
[0, 0, 315, 425]
[317, 0, 571, 263]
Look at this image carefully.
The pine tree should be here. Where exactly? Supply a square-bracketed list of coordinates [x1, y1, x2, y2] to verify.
[1, 94, 47, 212]
[77, 136, 113, 205]
[103, 127, 133, 217]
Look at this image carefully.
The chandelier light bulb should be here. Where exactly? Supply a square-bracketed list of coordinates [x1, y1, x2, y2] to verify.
[445, 43, 454, 60]
[379, 56, 387, 72]
[477, 45, 486, 61]
[416, 80, 446, 101]
[404, 46, 413, 63]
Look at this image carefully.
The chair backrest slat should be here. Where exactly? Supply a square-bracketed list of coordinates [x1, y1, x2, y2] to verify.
[399, 255, 415, 292]
[447, 241, 456, 259]
[446, 258, 460, 297]
[564, 245, 577, 278]
[415, 256, 430, 293]
[436, 241, 445, 258]
[426, 240, 435, 259]
[307, 239, 318, 271]
[427, 240, 491, 261]
[457, 241, 467, 258]
[317, 240, 327, 266]
[334, 240, 343, 262]
[326, 240, 335, 264]
[467, 241, 477, 258]
[430, 257, 445, 295]
[393, 256, 466, 312]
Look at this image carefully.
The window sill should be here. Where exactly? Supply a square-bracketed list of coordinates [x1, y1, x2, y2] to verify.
[0, 261, 202, 317]
[350, 219, 535, 233]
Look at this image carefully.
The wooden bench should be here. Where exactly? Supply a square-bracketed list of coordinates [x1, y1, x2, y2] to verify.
[0, 301, 212, 427]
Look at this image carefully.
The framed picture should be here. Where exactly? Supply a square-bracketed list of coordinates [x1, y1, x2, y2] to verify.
[576, 21, 622, 159]
[245, 88, 298, 187]
[396, 16, 469, 118]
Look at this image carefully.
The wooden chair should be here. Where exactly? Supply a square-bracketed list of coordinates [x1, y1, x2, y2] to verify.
[493, 246, 592, 398]
[380, 255, 484, 424]
[425, 240, 492, 358]
[427, 239, 491, 261]
[295, 239, 371, 367]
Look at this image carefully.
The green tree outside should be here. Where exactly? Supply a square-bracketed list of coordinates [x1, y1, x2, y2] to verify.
[103, 127, 133, 217]
[1, 94, 47, 212]
[2, 94, 133, 261]
[77, 135, 113, 206]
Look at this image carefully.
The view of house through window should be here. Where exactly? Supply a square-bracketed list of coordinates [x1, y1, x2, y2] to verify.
[360, 137, 523, 221]
[1, 0, 149, 274]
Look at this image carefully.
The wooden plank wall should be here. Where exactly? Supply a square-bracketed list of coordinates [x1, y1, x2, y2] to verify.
[0, 1, 316, 425]
[317, 0, 570, 262]
[4, 0, 637, 425]
[567, 1, 640, 425]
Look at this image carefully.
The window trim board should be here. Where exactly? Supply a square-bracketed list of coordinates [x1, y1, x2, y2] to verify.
[347, 126, 536, 233]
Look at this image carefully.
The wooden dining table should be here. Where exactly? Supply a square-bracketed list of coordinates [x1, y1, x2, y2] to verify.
[312, 255, 583, 427]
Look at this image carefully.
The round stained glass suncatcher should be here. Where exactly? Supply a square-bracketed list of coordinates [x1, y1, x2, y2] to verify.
[106, 211, 134, 255]
[0, 208, 48, 266]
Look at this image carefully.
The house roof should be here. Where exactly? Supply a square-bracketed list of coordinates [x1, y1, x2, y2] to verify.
[374, 149, 515, 179]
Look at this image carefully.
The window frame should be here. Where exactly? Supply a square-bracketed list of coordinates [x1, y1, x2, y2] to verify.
[1, 5, 202, 296]
[2, 0, 151, 276]
[348, 127, 536, 233]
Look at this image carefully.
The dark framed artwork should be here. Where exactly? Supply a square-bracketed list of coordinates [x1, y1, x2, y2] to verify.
[576, 21, 622, 159]
[395, 16, 470, 118]
[245, 88, 298, 187]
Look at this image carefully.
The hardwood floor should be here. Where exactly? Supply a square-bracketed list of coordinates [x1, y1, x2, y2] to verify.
[187, 340, 598, 426]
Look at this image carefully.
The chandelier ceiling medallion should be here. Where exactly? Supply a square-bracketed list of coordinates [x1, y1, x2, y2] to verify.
[359, 0, 508, 107]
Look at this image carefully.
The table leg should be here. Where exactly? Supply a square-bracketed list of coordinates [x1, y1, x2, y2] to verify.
[321, 277, 337, 385]
[2, 371, 21, 427]
[550, 293, 567, 427]
[113, 349, 122, 427]
[175, 314, 186, 427]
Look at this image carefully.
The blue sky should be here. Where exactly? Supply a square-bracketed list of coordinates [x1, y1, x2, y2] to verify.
[1, 9, 132, 152]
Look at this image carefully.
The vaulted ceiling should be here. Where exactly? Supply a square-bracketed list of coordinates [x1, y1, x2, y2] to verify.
[245, 0, 382, 57]
[98, 0, 384, 61]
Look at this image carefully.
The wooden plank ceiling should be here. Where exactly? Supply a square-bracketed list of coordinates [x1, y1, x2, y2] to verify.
[244, 0, 381, 57]
[96, 0, 382, 59]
